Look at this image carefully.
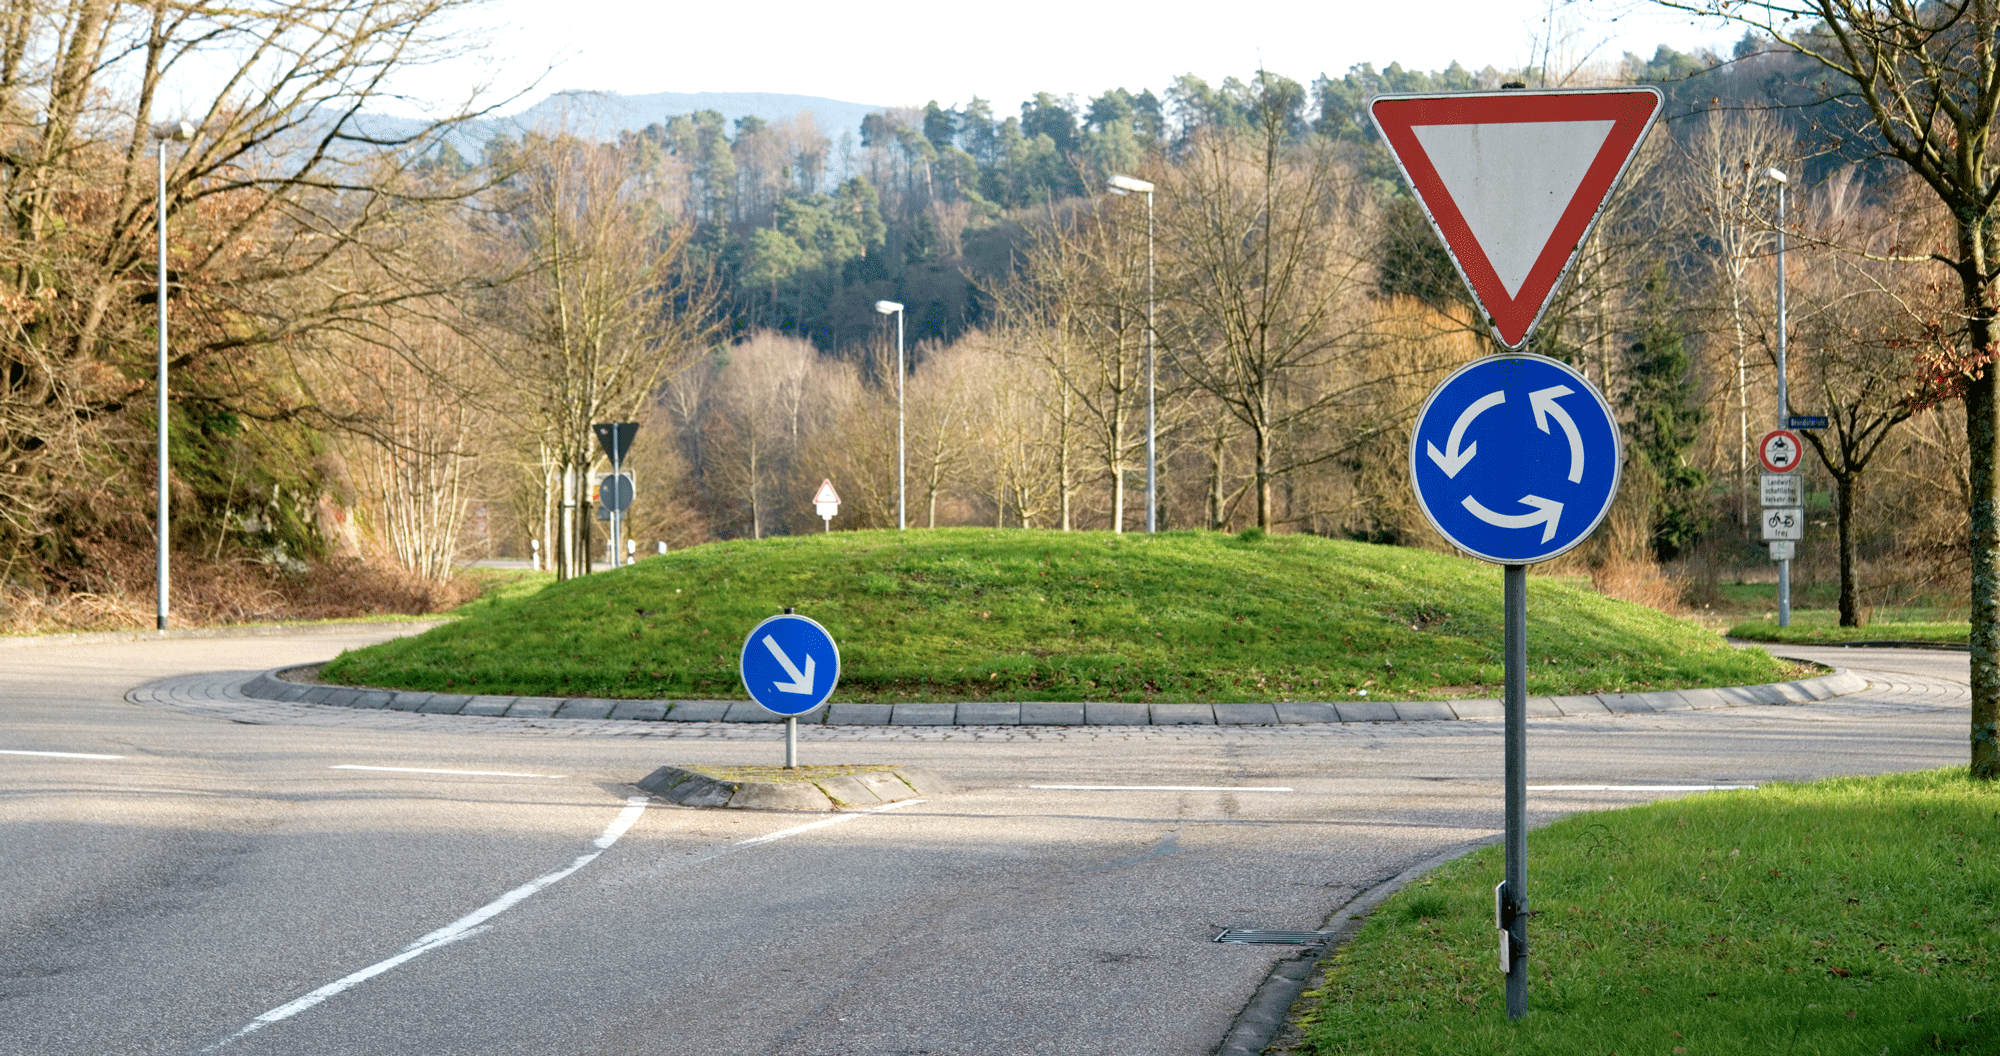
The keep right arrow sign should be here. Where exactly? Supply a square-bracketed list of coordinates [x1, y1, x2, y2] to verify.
[1370, 87, 1663, 350]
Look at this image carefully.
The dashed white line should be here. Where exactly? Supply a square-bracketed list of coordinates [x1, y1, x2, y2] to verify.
[203, 796, 650, 1052]
[330, 764, 564, 779]
[1529, 784, 1758, 792]
[1, 748, 124, 759]
[1027, 784, 1294, 793]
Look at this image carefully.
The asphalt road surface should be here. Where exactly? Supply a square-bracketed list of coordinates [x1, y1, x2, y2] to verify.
[0, 628, 1971, 1056]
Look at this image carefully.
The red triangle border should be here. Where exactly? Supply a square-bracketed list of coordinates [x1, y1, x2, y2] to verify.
[1370, 89, 1663, 349]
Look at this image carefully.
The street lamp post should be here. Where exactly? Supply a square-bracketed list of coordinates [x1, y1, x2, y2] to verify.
[874, 300, 906, 530]
[1766, 166, 1790, 628]
[1108, 174, 1157, 532]
[154, 120, 194, 632]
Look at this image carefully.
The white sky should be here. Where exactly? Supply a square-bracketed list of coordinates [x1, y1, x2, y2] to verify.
[372, 0, 1741, 119]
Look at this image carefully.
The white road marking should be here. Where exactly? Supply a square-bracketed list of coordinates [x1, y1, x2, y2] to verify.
[1, 748, 123, 759]
[1529, 784, 1758, 792]
[202, 796, 650, 1052]
[205, 795, 923, 1050]
[331, 764, 564, 779]
[1027, 785, 1294, 793]
[732, 798, 925, 848]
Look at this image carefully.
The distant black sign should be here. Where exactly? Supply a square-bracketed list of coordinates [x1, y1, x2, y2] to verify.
[593, 422, 638, 462]
[1787, 416, 1828, 430]
[599, 472, 635, 513]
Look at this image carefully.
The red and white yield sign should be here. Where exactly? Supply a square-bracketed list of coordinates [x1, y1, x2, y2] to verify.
[1370, 87, 1664, 349]
[812, 479, 841, 521]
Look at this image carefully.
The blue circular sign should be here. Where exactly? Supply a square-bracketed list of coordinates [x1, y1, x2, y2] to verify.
[1409, 354, 1622, 565]
[738, 613, 840, 716]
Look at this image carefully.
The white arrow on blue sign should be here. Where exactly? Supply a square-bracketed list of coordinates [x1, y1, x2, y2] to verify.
[738, 613, 841, 716]
[1410, 354, 1622, 565]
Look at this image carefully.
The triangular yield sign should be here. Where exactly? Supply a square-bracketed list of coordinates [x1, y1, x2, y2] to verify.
[813, 479, 841, 505]
[1370, 88, 1663, 349]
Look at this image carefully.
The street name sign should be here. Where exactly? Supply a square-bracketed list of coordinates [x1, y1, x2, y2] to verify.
[739, 613, 840, 716]
[1759, 429, 1804, 473]
[1370, 87, 1663, 349]
[1762, 508, 1804, 541]
[1410, 354, 1622, 565]
[1760, 473, 1800, 507]
[1787, 415, 1829, 430]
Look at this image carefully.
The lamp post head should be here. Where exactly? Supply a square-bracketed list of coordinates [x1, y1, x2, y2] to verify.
[1763, 167, 1787, 184]
[874, 300, 903, 315]
[1107, 174, 1154, 195]
[154, 120, 196, 142]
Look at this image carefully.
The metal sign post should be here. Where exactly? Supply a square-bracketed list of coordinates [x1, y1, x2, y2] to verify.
[592, 423, 638, 571]
[1759, 429, 1803, 626]
[739, 609, 840, 768]
[1410, 355, 1622, 1020]
[1378, 88, 1656, 1020]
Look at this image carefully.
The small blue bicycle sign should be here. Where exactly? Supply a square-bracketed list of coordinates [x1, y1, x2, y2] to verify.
[1410, 354, 1622, 565]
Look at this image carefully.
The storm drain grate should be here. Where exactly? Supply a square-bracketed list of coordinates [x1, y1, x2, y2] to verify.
[1213, 929, 1334, 945]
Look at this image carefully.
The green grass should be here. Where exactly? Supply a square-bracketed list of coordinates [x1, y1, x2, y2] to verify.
[320, 528, 1801, 703]
[1300, 768, 2000, 1056]
[1728, 617, 1970, 647]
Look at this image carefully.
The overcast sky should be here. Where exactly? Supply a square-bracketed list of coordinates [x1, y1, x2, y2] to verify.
[366, 0, 1742, 118]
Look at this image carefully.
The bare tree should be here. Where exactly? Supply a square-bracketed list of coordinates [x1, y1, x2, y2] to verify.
[483, 135, 723, 578]
[1160, 74, 1382, 530]
[1659, 0, 2000, 776]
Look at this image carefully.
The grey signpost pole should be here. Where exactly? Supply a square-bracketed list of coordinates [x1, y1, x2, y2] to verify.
[1768, 168, 1791, 627]
[609, 426, 623, 568]
[1503, 563, 1529, 1018]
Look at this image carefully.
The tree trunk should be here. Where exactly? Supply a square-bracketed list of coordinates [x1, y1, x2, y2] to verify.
[1962, 230, 2000, 779]
[1834, 470, 1861, 627]
[1967, 365, 2000, 778]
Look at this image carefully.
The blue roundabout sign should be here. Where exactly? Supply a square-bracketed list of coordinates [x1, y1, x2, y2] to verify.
[1410, 354, 1622, 565]
[739, 613, 841, 716]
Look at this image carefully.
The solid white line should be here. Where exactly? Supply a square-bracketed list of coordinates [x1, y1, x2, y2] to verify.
[1, 749, 123, 759]
[202, 796, 649, 1052]
[732, 798, 924, 848]
[330, 765, 563, 779]
[1027, 784, 1294, 793]
[1529, 784, 1758, 792]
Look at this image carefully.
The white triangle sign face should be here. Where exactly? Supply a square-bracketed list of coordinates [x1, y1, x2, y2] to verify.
[813, 479, 841, 505]
[1370, 88, 1662, 349]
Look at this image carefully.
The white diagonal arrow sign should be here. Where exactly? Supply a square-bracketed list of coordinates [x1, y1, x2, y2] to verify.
[762, 634, 816, 694]
[1462, 494, 1564, 543]
[1528, 385, 1585, 483]
[1427, 390, 1506, 478]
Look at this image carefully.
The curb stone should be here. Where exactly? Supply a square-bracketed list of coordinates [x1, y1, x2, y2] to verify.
[241, 666, 1872, 727]
[1219, 835, 1506, 1056]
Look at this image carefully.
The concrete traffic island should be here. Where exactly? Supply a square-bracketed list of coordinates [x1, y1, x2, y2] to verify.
[638, 763, 950, 811]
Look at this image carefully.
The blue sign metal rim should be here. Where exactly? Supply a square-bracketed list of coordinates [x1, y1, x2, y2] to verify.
[1408, 353, 1623, 566]
[737, 613, 841, 716]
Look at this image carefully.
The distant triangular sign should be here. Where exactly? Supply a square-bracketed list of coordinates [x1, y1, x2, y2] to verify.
[813, 479, 840, 505]
[1369, 87, 1663, 349]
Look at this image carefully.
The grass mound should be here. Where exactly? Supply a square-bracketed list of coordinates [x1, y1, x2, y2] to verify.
[1301, 768, 1999, 1055]
[322, 529, 1798, 703]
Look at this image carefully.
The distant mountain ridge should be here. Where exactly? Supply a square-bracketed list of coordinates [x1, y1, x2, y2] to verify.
[355, 90, 887, 158]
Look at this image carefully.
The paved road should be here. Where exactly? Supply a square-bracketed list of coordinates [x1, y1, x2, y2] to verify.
[0, 629, 1972, 1056]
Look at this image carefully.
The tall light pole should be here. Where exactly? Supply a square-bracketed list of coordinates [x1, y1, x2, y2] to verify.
[874, 300, 906, 530]
[154, 120, 194, 631]
[1108, 174, 1157, 532]
[1766, 166, 1791, 627]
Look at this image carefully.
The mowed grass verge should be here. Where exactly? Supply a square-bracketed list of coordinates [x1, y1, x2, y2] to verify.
[1299, 768, 1999, 1056]
[1729, 615, 1971, 647]
[322, 529, 1799, 703]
